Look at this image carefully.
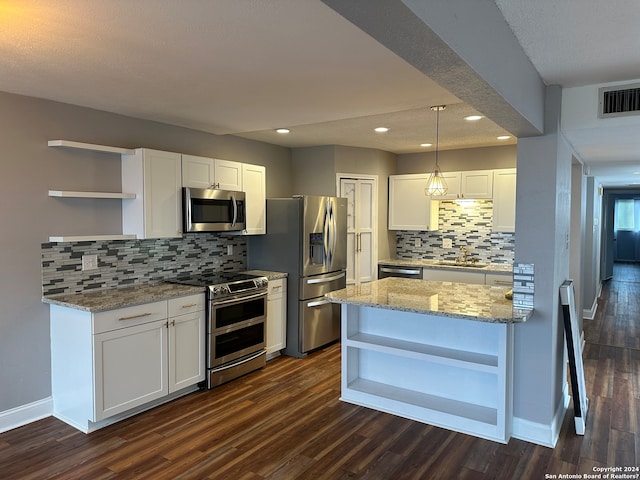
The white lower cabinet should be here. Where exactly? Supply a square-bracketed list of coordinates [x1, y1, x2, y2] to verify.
[341, 303, 513, 443]
[266, 278, 287, 358]
[50, 293, 205, 432]
[422, 268, 485, 284]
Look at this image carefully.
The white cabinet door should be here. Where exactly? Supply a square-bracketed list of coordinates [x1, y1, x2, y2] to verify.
[241, 163, 266, 235]
[168, 310, 205, 392]
[422, 268, 485, 284]
[181, 155, 242, 191]
[438, 171, 462, 200]
[122, 149, 182, 239]
[492, 169, 517, 232]
[388, 174, 438, 231]
[214, 159, 243, 191]
[460, 170, 493, 199]
[266, 278, 287, 356]
[340, 177, 376, 285]
[93, 319, 168, 421]
[182, 154, 215, 188]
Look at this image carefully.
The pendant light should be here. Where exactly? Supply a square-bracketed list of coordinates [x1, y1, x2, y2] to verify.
[425, 105, 448, 196]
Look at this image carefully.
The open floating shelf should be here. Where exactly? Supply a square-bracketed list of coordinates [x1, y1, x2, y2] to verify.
[48, 140, 135, 155]
[48, 190, 136, 199]
[48, 234, 137, 243]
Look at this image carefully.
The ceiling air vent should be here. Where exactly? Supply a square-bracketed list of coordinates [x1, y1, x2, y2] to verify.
[599, 83, 640, 118]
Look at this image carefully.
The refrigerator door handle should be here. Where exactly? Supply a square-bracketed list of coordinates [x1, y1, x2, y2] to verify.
[307, 299, 331, 308]
[306, 272, 346, 284]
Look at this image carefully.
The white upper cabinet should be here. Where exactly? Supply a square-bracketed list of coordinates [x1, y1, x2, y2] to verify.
[122, 148, 182, 239]
[388, 174, 439, 231]
[460, 170, 493, 199]
[492, 168, 517, 232]
[181, 154, 242, 191]
[241, 163, 266, 235]
[431, 170, 493, 200]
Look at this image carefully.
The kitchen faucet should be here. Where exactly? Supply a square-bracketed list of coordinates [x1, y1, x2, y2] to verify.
[456, 246, 478, 265]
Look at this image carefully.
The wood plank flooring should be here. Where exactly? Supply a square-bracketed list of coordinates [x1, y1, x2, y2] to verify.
[1, 263, 639, 479]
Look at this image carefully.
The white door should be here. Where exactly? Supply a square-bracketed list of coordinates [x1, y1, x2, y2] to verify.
[168, 310, 205, 392]
[339, 176, 377, 285]
[182, 154, 214, 188]
[93, 319, 168, 421]
[214, 159, 243, 191]
[143, 149, 182, 238]
[241, 163, 266, 235]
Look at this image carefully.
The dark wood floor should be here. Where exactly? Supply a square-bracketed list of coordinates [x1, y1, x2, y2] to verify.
[2, 264, 639, 479]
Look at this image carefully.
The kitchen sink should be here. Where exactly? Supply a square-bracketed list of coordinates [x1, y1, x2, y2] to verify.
[436, 261, 488, 268]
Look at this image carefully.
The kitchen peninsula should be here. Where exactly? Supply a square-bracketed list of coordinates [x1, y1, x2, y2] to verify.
[326, 277, 532, 443]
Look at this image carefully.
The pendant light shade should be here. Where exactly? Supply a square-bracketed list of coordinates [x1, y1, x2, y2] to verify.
[425, 105, 448, 196]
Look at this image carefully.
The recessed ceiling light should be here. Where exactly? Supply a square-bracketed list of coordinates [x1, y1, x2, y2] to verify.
[420, 143, 433, 148]
[374, 127, 389, 133]
[633, 171, 640, 175]
[275, 128, 290, 134]
[464, 115, 483, 121]
[497, 135, 511, 140]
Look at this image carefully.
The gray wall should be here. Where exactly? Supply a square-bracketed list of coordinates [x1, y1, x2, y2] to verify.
[513, 86, 571, 430]
[0, 91, 291, 413]
[397, 144, 517, 174]
[291, 145, 398, 261]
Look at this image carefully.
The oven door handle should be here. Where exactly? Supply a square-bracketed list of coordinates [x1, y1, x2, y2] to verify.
[209, 350, 266, 373]
[306, 272, 345, 284]
[212, 291, 266, 306]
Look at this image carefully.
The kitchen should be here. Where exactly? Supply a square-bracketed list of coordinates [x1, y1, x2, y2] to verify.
[0, 0, 636, 476]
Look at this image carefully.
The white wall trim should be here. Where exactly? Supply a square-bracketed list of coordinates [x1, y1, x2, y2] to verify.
[0, 397, 52, 434]
[583, 279, 603, 320]
[512, 382, 570, 447]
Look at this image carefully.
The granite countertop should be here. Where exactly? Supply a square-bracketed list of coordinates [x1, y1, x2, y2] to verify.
[42, 283, 205, 313]
[378, 258, 513, 274]
[325, 277, 531, 323]
[243, 270, 288, 280]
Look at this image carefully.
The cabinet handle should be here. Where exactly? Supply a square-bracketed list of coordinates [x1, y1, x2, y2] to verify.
[181, 303, 198, 308]
[118, 312, 152, 321]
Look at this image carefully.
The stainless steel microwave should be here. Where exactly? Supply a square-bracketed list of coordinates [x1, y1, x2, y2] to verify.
[183, 187, 246, 233]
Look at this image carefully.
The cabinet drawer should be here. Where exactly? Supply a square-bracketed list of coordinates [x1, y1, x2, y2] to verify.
[168, 294, 205, 317]
[93, 301, 167, 334]
[268, 278, 287, 297]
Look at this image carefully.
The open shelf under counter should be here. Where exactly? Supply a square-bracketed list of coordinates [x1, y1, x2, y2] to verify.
[339, 301, 513, 443]
[345, 377, 498, 426]
[48, 140, 135, 155]
[346, 332, 499, 373]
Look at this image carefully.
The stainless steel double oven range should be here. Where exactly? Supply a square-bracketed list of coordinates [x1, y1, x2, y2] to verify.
[171, 272, 269, 388]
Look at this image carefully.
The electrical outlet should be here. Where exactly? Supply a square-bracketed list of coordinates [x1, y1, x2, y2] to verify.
[227, 244, 233, 255]
[443, 238, 453, 249]
[82, 254, 98, 271]
[414, 238, 422, 248]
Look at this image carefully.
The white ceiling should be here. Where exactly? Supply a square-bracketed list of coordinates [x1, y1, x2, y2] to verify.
[1, 0, 638, 186]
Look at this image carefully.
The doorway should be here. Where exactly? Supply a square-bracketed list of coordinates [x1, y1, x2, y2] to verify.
[601, 190, 640, 281]
[337, 174, 378, 286]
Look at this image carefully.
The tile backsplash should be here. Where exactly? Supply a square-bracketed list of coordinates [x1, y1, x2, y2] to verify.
[42, 234, 247, 296]
[396, 199, 515, 264]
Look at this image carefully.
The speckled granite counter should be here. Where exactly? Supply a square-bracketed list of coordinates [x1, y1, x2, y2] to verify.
[326, 277, 531, 323]
[42, 283, 205, 312]
[378, 258, 513, 274]
[243, 270, 288, 280]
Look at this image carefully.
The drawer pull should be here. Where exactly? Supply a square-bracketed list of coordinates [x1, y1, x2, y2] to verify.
[118, 312, 153, 321]
[181, 303, 198, 308]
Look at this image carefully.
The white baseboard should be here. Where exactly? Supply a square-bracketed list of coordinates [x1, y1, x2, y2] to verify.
[0, 397, 52, 434]
[512, 383, 570, 448]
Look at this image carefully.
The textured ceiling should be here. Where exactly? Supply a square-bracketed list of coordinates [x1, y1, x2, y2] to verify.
[0, 0, 638, 185]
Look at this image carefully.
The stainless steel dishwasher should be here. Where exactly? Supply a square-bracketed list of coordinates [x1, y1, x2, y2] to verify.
[378, 264, 423, 279]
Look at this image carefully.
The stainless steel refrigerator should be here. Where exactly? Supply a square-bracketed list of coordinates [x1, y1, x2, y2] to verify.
[248, 195, 347, 358]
